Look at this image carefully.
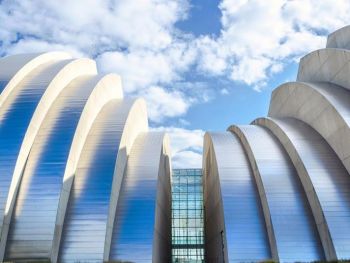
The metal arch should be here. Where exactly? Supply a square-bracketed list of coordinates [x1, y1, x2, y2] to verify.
[297, 48, 350, 90]
[0, 57, 96, 261]
[51, 73, 123, 263]
[0, 56, 97, 261]
[109, 132, 171, 263]
[203, 132, 271, 263]
[254, 117, 350, 260]
[3, 75, 106, 261]
[228, 125, 324, 262]
[0, 52, 71, 106]
[103, 98, 148, 261]
[327, 25, 350, 50]
[58, 99, 148, 263]
[268, 81, 350, 176]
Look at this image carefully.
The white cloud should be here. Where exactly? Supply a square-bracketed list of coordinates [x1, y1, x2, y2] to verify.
[151, 126, 204, 168]
[0, 0, 189, 54]
[140, 86, 191, 122]
[172, 150, 202, 169]
[196, 0, 350, 86]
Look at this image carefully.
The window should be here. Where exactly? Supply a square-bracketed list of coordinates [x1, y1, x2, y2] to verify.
[172, 169, 205, 263]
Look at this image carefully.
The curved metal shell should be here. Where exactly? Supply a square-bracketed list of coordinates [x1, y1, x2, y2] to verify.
[327, 25, 350, 50]
[203, 132, 270, 263]
[0, 52, 171, 263]
[268, 81, 350, 175]
[0, 57, 97, 261]
[51, 73, 123, 263]
[228, 125, 324, 262]
[3, 74, 107, 260]
[109, 132, 171, 263]
[0, 52, 71, 106]
[58, 98, 148, 263]
[297, 48, 350, 90]
[254, 117, 350, 260]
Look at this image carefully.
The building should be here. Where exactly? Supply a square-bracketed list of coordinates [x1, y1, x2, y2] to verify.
[0, 26, 349, 263]
[203, 25, 350, 262]
[0, 53, 171, 263]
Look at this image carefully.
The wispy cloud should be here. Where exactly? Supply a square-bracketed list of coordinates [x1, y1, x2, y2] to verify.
[151, 126, 204, 168]
[195, 0, 350, 89]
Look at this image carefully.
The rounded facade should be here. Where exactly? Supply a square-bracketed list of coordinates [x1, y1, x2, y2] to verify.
[0, 53, 172, 263]
[203, 26, 350, 262]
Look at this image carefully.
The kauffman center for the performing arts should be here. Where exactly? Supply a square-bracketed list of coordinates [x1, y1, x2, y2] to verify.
[0, 25, 350, 263]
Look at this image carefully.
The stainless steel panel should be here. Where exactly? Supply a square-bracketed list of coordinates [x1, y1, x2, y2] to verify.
[4, 75, 98, 260]
[204, 132, 270, 263]
[0, 81, 8, 95]
[231, 125, 324, 262]
[258, 117, 350, 259]
[110, 133, 169, 263]
[59, 99, 136, 263]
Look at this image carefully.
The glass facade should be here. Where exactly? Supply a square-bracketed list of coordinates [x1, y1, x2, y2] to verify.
[172, 169, 205, 263]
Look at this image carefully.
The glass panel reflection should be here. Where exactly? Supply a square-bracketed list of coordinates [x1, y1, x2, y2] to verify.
[172, 169, 205, 263]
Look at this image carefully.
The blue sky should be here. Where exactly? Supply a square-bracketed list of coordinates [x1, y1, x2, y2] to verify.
[1, 0, 350, 167]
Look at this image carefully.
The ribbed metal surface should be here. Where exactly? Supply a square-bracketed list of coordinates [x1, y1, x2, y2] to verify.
[268, 81, 350, 176]
[59, 99, 135, 263]
[257, 117, 350, 259]
[0, 81, 8, 95]
[0, 60, 71, 243]
[4, 75, 97, 260]
[327, 25, 350, 49]
[0, 54, 52, 91]
[297, 48, 350, 91]
[110, 132, 167, 263]
[207, 132, 271, 262]
[231, 125, 324, 262]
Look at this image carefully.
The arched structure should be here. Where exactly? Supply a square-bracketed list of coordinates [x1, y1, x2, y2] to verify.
[2, 25, 350, 263]
[0, 53, 172, 263]
[202, 26, 350, 262]
[254, 117, 350, 259]
[203, 132, 270, 262]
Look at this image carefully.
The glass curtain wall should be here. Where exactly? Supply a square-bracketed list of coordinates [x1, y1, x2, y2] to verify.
[172, 169, 205, 263]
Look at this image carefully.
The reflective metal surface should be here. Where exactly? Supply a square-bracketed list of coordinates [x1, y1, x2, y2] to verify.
[229, 125, 324, 262]
[297, 48, 350, 91]
[59, 100, 133, 262]
[327, 25, 350, 49]
[203, 132, 270, 263]
[0, 60, 72, 257]
[4, 75, 97, 260]
[0, 52, 169, 262]
[0, 81, 9, 96]
[110, 132, 171, 263]
[255, 117, 350, 259]
[269, 81, 350, 175]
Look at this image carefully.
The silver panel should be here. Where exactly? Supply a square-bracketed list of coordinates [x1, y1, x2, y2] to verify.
[110, 132, 171, 263]
[327, 25, 350, 49]
[230, 125, 324, 262]
[0, 60, 71, 241]
[297, 48, 350, 91]
[0, 53, 52, 92]
[0, 81, 9, 95]
[59, 99, 137, 263]
[268, 81, 350, 175]
[4, 75, 98, 260]
[255, 117, 350, 259]
[204, 132, 271, 262]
